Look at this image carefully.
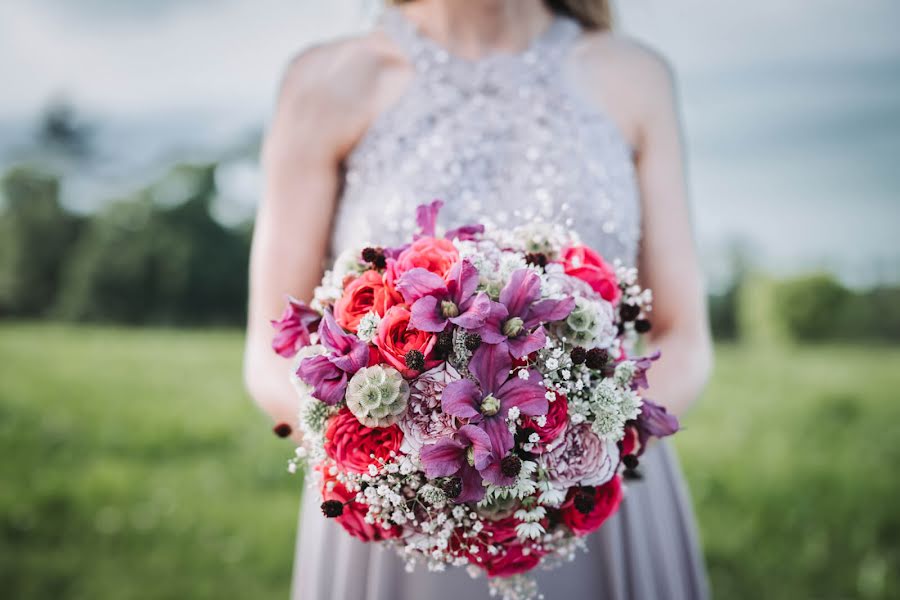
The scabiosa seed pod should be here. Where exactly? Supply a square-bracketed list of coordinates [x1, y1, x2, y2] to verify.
[585, 348, 608, 370]
[573, 488, 597, 515]
[620, 303, 640, 322]
[634, 319, 652, 334]
[525, 252, 548, 267]
[404, 349, 425, 371]
[439, 476, 463, 499]
[623, 454, 640, 470]
[321, 500, 344, 518]
[570, 346, 587, 365]
[345, 365, 410, 427]
[361, 247, 378, 263]
[373, 254, 387, 269]
[500, 454, 522, 477]
[273, 422, 292, 438]
[464, 332, 482, 351]
[434, 330, 454, 358]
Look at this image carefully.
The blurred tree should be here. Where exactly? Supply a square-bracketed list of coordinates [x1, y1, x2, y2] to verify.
[774, 274, 852, 342]
[0, 167, 83, 317]
[56, 164, 249, 325]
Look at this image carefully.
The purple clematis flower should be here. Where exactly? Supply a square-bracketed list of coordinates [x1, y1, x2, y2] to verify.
[396, 260, 491, 332]
[633, 398, 680, 455]
[630, 350, 661, 391]
[271, 297, 321, 358]
[419, 425, 493, 503]
[442, 344, 548, 462]
[297, 310, 369, 405]
[478, 269, 576, 358]
[413, 199, 485, 242]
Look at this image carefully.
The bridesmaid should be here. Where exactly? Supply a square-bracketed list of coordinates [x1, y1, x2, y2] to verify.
[244, 1, 713, 598]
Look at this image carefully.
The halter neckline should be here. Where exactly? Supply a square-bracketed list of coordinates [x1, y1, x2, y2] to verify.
[381, 7, 581, 69]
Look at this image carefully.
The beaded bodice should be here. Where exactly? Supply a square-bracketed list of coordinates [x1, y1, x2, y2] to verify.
[332, 8, 642, 265]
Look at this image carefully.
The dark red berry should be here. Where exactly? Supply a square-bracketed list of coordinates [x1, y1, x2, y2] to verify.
[570, 346, 587, 365]
[585, 348, 608, 370]
[500, 455, 522, 478]
[524, 252, 548, 268]
[273, 422, 292, 438]
[623, 454, 640, 470]
[404, 349, 425, 371]
[620, 303, 640, 321]
[464, 332, 482, 351]
[573, 489, 596, 514]
[624, 468, 643, 480]
[634, 319, 652, 334]
[361, 247, 378, 263]
[373, 254, 387, 269]
[321, 500, 344, 518]
[440, 477, 463, 499]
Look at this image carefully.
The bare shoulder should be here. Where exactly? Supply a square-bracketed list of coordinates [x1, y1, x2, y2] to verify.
[573, 31, 675, 97]
[271, 30, 410, 155]
[569, 32, 677, 145]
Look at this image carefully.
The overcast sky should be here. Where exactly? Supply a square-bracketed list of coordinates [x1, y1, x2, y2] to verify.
[2, 0, 899, 283]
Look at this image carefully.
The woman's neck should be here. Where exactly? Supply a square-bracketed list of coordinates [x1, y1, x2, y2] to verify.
[401, 0, 555, 60]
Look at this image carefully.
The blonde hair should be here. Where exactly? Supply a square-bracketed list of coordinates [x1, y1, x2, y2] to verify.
[388, 0, 613, 30]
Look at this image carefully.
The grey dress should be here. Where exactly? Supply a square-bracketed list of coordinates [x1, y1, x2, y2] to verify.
[291, 8, 709, 600]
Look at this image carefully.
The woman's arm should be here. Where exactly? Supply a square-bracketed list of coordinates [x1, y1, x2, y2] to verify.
[243, 46, 368, 428]
[633, 51, 713, 416]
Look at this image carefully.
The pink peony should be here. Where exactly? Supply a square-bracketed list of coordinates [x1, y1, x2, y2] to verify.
[395, 237, 460, 277]
[374, 305, 439, 377]
[559, 476, 623, 536]
[521, 391, 569, 452]
[333, 269, 402, 333]
[323, 408, 403, 474]
[397, 363, 462, 452]
[544, 423, 619, 488]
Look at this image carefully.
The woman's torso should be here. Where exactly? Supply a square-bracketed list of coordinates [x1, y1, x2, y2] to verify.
[332, 7, 642, 265]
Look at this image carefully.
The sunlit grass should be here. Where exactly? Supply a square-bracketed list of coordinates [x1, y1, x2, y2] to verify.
[1, 324, 898, 599]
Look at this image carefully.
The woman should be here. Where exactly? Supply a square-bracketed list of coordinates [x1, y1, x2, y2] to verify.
[244, 0, 713, 598]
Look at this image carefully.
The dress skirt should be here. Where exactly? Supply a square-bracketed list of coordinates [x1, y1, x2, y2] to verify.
[290, 441, 709, 600]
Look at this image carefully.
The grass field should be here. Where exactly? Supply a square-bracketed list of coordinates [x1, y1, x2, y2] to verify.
[2, 323, 899, 599]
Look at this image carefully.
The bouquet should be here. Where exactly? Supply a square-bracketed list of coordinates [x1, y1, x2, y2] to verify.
[271, 201, 680, 599]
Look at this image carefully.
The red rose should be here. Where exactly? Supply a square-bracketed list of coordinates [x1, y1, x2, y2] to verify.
[333, 269, 403, 333]
[323, 408, 403, 474]
[560, 245, 621, 304]
[374, 305, 439, 377]
[620, 424, 639, 457]
[468, 516, 546, 577]
[395, 237, 460, 277]
[320, 466, 401, 542]
[522, 392, 568, 451]
[560, 476, 623, 536]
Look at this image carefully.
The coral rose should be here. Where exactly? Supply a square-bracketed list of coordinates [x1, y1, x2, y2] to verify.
[395, 237, 459, 277]
[374, 305, 439, 377]
[323, 408, 403, 474]
[560, 476, 623, 536]
[333, 269, 402, 333]
[560, 245, 621, 304]
[320, 466, 401, 542]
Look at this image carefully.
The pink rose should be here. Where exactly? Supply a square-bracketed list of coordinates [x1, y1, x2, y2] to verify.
[374, 306, 439, 377]
[560, 245, 621, 304]
[333, 269, 403, 333]
[323, 408, 403, 474]
[320, 466, 401, 542]
[560, 476, 623, 536]
[395, 237, 459, 277]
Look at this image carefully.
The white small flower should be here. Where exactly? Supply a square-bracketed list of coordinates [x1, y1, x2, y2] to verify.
[533, 415, 547, 427]
[544, 390, 555, 401]
[528, 432, 540, 443]
[515, 521, 545, 541]
[517, 368, 530, 381]
[507, 406, 521, 421]
[356, 311, 381, 342]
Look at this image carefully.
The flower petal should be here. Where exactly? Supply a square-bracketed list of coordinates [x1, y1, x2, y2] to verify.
[444, 223, 484, 241]
[469, 343, 512, 395]
[449, 292, 491, 329]
[481, 458, 517, 487]
[497, 373, 548, 417]
[477, 301, 509, 344]
[415, 200, 443, 238]
[482, 415, 514, 457]
[420, 438, 466, 478]
[457, 424, 493, 471]
[396, 268, 448, 304]
[409, 295, 448, 332]
[524, 297, 576, 329]
[448, 259, 480, 304]
[506, 327, 546, 359]
[455, 465, 487, 503]
[635, 399, 680, 454]
[441, 379, 482, 419]
[499, 269, 541, 318]
[318, 310, 355, 354]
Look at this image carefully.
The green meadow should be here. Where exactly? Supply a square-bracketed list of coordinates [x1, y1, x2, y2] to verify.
[2, 324, 898, 599]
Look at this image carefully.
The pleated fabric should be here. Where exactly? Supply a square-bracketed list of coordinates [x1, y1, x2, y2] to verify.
[290, 441, 709, 600]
